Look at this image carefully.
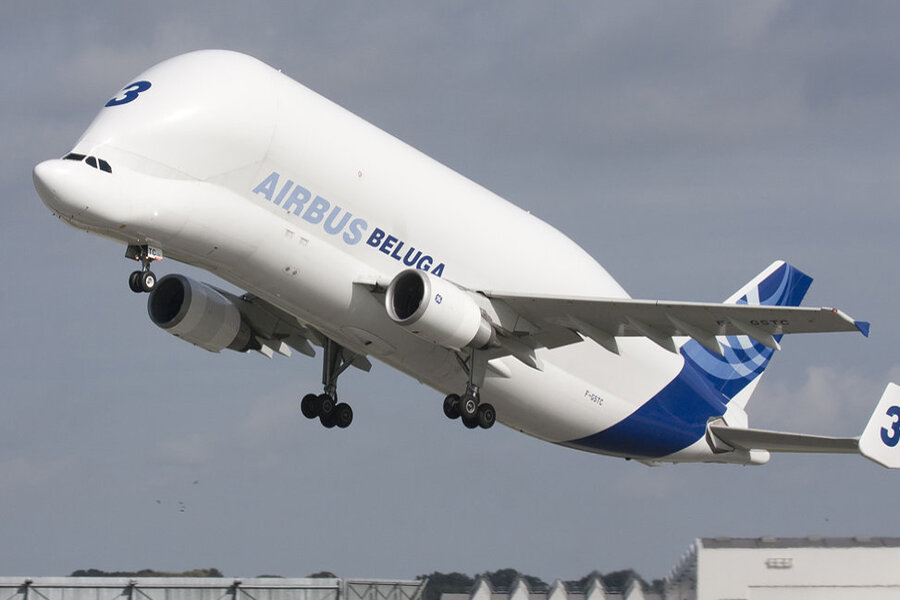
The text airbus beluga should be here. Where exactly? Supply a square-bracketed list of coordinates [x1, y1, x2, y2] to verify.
[33, 50, 900, 468]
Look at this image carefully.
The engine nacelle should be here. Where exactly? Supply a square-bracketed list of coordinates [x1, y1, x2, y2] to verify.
[147, 274, 254, 353]
[385, 269, 494, 350]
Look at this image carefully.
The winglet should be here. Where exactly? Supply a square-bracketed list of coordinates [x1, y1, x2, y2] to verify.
[855, 321, 871, 337]
[859, 383, 900, 468]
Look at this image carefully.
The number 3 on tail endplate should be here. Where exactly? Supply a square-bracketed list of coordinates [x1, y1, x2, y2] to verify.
[880, 405, 900, 447]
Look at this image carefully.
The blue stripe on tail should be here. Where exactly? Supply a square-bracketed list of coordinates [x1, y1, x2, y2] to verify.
[681, 262, 812, 399]
[565, 262, 813, 458]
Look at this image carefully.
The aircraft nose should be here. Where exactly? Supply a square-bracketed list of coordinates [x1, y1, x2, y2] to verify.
[33, 159, 87, 219]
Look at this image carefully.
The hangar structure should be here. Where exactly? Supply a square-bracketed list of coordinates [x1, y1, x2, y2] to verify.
[665, 537, 900, 599]
[441, 574, 658, 600]
[5, 538, 900, 600]
[0, 578, 425, 600]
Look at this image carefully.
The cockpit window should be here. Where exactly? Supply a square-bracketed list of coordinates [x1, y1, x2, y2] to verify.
[62, 152, 112, 173]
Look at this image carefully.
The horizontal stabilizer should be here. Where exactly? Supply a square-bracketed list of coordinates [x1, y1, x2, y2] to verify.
[709, 383, 900, 468]
[708, 424, 859, 454]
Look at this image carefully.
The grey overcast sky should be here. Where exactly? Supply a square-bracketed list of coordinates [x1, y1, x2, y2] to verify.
[2, 0, 900, 584]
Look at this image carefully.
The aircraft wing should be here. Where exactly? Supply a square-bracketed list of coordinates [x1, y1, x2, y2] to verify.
[485, 293, 869, 355]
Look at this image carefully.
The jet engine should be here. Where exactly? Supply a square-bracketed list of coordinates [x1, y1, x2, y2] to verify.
[385, 269, 495, 350]
[147, 274, 255, 353]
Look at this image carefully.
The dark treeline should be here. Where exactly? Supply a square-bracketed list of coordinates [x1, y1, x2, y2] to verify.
[68, 570, 333, 579]
[70, 569, 224, 578]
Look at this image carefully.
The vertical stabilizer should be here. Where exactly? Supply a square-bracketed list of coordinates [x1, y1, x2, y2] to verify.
[681, 261, 813, 408]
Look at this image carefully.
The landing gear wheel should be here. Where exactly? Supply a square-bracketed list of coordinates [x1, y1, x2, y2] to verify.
[320, 411, 337, 428]
[443, 394, 461, 419]
[299, 338, 362, 431]
[318, 393, 335, 416]
[128, 271, 143, 293]
[459, 393, 478, 419]
[462, 416, 479, 429]
[140, 270, 157, 293]
[477, 403, 496, 429]
[300, 394, 319, 419]
[334, 403, 353, 428]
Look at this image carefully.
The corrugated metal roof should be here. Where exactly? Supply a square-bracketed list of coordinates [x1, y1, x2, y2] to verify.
[700, 536, 900, 549]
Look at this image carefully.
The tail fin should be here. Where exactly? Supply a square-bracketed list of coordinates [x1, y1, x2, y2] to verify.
[681, 261, 813, 408]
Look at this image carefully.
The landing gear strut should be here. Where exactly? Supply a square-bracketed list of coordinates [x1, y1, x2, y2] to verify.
[443, 350, 496, 430]
[126, 244, 162, 294]
[299, 337, 356, 429]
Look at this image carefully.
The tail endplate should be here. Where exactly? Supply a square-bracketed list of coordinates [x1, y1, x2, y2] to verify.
[859, 383, 900, 469]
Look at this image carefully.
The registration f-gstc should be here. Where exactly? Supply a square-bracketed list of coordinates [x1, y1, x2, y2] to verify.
[33, 50, 900, 468]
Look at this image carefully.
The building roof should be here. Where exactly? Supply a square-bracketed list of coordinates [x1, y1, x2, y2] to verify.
[699, 536, 900, 549]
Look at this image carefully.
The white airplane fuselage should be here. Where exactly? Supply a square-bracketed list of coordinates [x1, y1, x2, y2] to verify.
[33, 50, 820, 466]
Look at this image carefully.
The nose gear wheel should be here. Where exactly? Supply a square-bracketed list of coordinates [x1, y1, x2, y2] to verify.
[126, 244, 161, 293]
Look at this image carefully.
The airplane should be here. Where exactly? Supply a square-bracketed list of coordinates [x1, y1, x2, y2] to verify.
[32, 49, 900, 468]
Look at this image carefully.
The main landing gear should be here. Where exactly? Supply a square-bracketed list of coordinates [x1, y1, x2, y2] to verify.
[442, 351, 496, 430]
[126, 244, 162, 293]
[299, 338, 356, 429]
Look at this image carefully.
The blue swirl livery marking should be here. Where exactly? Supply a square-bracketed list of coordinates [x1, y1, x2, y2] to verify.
[566, 262, 813, 458]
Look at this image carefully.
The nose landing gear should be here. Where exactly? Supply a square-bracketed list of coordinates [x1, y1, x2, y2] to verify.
[126, 244, 163, 293]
